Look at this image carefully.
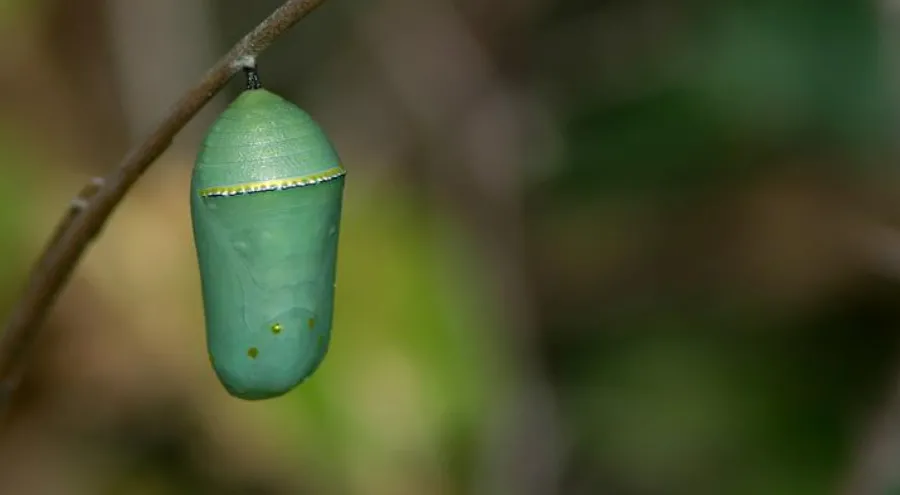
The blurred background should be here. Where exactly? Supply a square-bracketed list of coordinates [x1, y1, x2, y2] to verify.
[5, 0, 900, 494]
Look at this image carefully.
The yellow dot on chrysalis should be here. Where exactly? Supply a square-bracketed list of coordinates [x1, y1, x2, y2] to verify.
[248, 347, 259, 359]
[271, 323, 282, 334]
[307, 318, 315, 330]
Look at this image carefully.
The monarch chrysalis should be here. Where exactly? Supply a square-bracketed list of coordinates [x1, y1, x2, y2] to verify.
[190, 64, 344, 400]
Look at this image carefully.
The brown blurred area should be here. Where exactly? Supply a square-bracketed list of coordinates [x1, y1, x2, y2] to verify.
[4, 0, 900, 494]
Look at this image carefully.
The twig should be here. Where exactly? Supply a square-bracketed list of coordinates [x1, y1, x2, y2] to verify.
[0, 0, 329, 398]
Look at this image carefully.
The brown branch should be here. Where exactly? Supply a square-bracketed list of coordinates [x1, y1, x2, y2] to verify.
[0, 0, 330, 396]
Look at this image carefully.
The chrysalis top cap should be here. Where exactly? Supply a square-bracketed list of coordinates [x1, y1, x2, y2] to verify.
[193, 88, 343, 192]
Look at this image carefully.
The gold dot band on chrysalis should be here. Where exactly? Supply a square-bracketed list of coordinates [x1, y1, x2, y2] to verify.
[198, 166, 346, 197]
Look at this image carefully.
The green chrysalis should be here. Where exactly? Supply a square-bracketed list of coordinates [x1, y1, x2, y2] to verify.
[190, 65, 344, 400]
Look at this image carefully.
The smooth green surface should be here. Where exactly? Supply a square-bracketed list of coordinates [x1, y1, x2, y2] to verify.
[194, 89, 341, 186]
[190, 88, 344, 400]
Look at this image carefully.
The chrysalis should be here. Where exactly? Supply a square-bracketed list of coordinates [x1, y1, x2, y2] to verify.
[190, 64, 344, 400]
